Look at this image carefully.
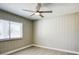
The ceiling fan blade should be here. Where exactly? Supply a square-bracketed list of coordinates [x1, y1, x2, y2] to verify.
[39, 13, 44, 18]
[39, 11, 53, 13]
[40, 15, 44, 18]
[23, 9, 35, 12]
[30, 13, 35, 16]
[36, 3, 41, 11]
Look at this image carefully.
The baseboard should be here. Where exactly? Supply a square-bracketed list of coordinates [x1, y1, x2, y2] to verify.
[1, 44, 33, 55]
[33, 44, 79, 55]
[1, 44, 79, 55]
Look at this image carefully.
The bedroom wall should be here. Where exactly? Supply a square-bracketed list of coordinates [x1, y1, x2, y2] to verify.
[34, 12, 79, 52]
[0, 10, 33, 54]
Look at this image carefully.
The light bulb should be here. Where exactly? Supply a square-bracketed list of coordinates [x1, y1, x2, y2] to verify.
[35, 12, 39, 15]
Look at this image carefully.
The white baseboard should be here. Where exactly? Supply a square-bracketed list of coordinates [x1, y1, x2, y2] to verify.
[1, 44, 79, 55]
[33, 44, 79, 55]
[1, 44, 33, 55]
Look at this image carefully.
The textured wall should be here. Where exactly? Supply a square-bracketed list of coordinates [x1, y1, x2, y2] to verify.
[34, 13, 79, 52]
[0, 10, 33, 54]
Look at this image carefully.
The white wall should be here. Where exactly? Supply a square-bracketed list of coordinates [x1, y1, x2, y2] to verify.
[34, 13, 79, 52]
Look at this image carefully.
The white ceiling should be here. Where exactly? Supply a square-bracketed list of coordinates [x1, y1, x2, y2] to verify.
[0, 3, 79, 20]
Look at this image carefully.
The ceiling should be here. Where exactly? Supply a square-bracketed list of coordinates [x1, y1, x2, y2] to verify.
[0, 3, 79, 20]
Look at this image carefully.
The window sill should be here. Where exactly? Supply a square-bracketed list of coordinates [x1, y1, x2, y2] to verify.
[0, 38, 22, 42]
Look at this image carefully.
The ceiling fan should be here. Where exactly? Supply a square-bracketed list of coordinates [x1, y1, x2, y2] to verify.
[23, 3, 52, 18]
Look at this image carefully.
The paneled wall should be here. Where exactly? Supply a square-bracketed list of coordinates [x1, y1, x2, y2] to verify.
[0, 10, 33, 54]
[34, 13, 79, 52]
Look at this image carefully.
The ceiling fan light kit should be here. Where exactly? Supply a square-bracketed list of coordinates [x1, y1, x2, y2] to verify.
[35, 12, 40, 15]
[23, 3, 52, 18]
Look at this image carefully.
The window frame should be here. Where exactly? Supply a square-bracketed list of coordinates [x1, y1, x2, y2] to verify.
[0, 19, 23, 41]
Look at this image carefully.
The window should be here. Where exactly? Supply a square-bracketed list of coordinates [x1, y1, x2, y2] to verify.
[0, 19, 23, 41]
[0, 20, 9, 39]
[10, 22, 22, 38]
